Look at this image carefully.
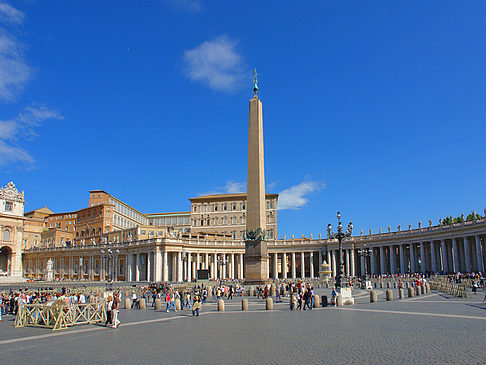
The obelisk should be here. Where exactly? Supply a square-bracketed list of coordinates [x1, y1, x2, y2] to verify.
[244, 70, 269, 284]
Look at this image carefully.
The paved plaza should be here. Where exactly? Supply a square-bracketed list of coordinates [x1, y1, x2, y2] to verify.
[0, 288, 484, 364]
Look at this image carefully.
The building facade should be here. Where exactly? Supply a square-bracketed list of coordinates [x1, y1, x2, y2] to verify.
[0, 182, 25, 277]
[22, 211, 486, 282]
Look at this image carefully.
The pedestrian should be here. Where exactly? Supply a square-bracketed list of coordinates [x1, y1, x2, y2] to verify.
[112, 292, 120, 328]
[131, 291, 138, 309]
[105, 296, 113, 327]
[331, 287, 337, 306]
[192, 292, 201, 316]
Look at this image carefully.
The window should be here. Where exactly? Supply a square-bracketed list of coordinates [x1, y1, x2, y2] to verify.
[3, 230, 10, 241]
[232, 203, 236, 211]
[223, 204, 227, 211]
[193, 206, 197, 212]
[141, 230, 146, 235]
[214, 204, 218, 211]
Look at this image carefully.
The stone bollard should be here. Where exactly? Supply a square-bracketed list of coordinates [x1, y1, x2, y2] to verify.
[271, 286, 276, 297]
[321, 295, 328, 307]
[380, 282, 383, 288]
[313, 294, 320, 308]
[374, 282, 377, 288]
[266, 297, 273, 310]
[241, 298, 248, 311]
[408, 287, 414, 297]
[427, 283, 431, 293]
[386, 282, 391, 289]
[370, 290, 378, 303]
[399, 288, 404, 299]
[139, 299, 146, 310]
[290, 295, 296, 310]
[394, 282, 397, 289]
[218, 299, 225, 311]
[421, 285, 426, 294]
[336, 294, 343, 306]
[415, 286, 420, 296]
[386, 289, 393, 301]
[125, 298, 132, 309]
[154, 299, 161, 311]
[175, 298, 181, 311]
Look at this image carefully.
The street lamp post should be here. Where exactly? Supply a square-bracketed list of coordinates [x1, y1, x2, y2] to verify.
[357, 244, 371, 287]
[101, 246, 120, 283]
[327, 211, 353, 292]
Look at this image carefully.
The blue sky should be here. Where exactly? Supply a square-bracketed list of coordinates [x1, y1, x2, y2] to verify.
[1, 1, 485, 238]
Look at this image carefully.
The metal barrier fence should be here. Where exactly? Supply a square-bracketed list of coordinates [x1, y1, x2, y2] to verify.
[15, 301, 107, 331]
[429, 280, 468, 298]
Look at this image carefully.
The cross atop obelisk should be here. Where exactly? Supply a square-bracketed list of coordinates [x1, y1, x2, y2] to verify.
[244, 69, 269, 283]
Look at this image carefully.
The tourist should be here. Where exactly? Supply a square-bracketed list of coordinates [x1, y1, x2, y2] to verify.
[331, 287, 337, 306]
[131, 291, 138, 309]
[105, 295, 113, 327]
[112, 292, 120, 328]
[166, 291, 177, 312]
[192, 292, 201, 316]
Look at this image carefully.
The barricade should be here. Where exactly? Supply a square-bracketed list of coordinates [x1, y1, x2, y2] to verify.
[15, 301, 106, 331]
[242, 298, 248, 311]
[139, 299, 146, 310]
[175, 298, 181, 311]
[385, 289, 393, 301]
[266, 297, 273, 310]
[154, 299, 162, 310]
[124, 298, 131, 309]
[398, 288, 404, 299]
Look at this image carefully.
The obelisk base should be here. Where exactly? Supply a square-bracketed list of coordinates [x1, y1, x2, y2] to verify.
[244, 240, 270, 285]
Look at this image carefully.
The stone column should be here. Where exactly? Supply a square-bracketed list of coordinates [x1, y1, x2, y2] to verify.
[163, 250, 168, 282]
[430, 241, 437, 273]
[464, 237, 471, 273]
[440, 239, 448, 272]
[419, 243, 425, 273]
[301, 252, 305, 278]
[172, 253, 177, 282]
[196, 253, 200, 271]
[331, 250, 336, 277]
[177, 251, 183, 282]
[127, 254, 133, 281]
[360, 254, 365, 277]
[370, 248, 376, 275]
[399, 244, 406, 274]
[349, 248, 355, 277]
[452, 238, 460, 272]
[147, 252, 153, 282]
[390, 246, 396, 274]
[136, 253, 141, 281]
[475, 235, 484, 273]
[410, 244, 416, 273]
[309, 252, 314, 278]
[223, 254, 228, 279]
[380, 246, 386, 275]
[239, 253, 244, 279]
[282, 252, 287, 279]
[187, 253, 192, 282]
[212, 253, 217, 279]
[273, 253, 278, 279]
[291, 252, 296, 279]
[344, 250, 349, 277]
[230, 253, 235, 279]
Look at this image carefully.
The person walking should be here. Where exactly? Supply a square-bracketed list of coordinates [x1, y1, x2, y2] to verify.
[105, 296, 113, 327]
[112, 292, 120, 328]
[192, 292, 201, 316]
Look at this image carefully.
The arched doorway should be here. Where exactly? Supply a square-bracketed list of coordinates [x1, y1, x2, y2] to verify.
[0, 246, 12, 275]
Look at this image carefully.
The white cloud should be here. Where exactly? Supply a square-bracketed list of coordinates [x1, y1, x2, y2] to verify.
[0, 3, 24, 24]
[0, 105, 63, 168]
[267, 181, 277, 191]
[201, 180, 246, 196]
[164, 0, 202, 13]
[278, 181, 325, 210]
[0, 3, 31, 101]
[183, 35, 245, 92]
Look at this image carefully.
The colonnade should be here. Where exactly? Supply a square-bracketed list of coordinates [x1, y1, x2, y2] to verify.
[356, 234, 485, 276]
[269, 251, 323, 279]
[126, 250, 245, 282]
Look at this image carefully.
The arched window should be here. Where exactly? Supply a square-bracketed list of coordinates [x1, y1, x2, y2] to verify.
[214, 204, 218, 211]
[3, 230, 10, 242]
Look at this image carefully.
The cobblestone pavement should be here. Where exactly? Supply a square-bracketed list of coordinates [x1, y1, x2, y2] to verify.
[0, 289, 484, 364]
